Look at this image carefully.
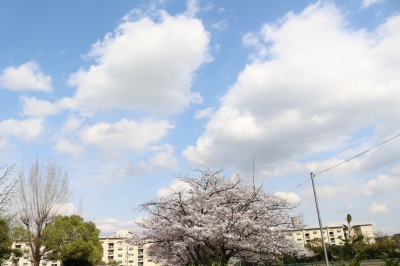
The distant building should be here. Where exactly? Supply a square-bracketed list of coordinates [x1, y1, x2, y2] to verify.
[99, 230, 157, 266]
[4, 230, 157, 266]
[3, 242, 60, 266]
[287, 224, 374, 246]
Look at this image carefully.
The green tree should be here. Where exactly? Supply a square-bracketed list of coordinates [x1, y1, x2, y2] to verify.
[0, 218, 23, 266]
[42, 215, 103, 266]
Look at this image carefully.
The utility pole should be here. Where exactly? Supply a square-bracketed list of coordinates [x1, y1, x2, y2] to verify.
[310, 173, 329, 266]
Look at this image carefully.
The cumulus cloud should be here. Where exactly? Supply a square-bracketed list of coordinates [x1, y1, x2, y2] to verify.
[157, 179, 192, 198]
[0, 118, 43, 141]
[115, 143, 179, 177]
[363, 174, 400, 196]
[74, 118, 174, 161]
[21, 96, 80, 117]
[63, 9, 210, 116]
[0, 62, 52, 91]
[368, 203, 389, 214]
[274, 191, 301, 204]
[79, 118, 173, 149]
[95, 218, 143, 237]
[53, 202, 81, 216]
[183, 2, 400, 176]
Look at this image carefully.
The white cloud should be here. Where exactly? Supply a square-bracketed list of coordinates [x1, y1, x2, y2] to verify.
[148, 144, 178, 168]
[95, 218, 143, 237]
[51, 117, 85, 156]
[21, 96, 80, 117]
[361, 0, 385, 8]
[80, 118, 173, 149]
[195, 107, 215, 119]
[157, 179, 192, 198]
[0, 62, 52, 92]
[211, 19, 227, 31]
[53, 202, 80, 216]
[0, 118, 43, 141]
[65, 10, 210, 116]
[20, 96, 61, 117]
[76, 118, 174, 161]
[184, 0, 199, 18]
[114, 144, 179, 178]
[368, 203, 389, 214]
[363, 174, 400, 196]
[183, 2, 400, 175]
[274, 191, 301, 204]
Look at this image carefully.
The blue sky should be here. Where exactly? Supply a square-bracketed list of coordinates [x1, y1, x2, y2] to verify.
[1, 0, 400, 236]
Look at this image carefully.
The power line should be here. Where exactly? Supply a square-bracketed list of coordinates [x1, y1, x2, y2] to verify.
[290, 132, 400, 191]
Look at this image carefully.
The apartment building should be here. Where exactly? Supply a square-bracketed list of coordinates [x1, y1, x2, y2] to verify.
[3, 242, 60, 266]
[288, 224, 374, 247]
[4, 230, 156, 266]
[99, 230, 157, 266]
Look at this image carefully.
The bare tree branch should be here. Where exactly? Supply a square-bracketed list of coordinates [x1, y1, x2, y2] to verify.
[15, 157, 72, 266]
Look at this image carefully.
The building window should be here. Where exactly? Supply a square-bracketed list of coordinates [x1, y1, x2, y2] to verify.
[339, 241, 344, 244]
[129, 261, 134, 263]
[297, 238, 302, 241]
[118, 260, 122, 263]
[118, 247, 123, 250]
[24, 255, 29, 259]
[129, 254, 134, 256]
[148, 260, 152, 262]
[23, 264, 28, 266]
[337, 230, 341, 232]
[118, 254, 123, 257]
[129, 247, 134, 250]
[43, 263, 47, 265]
[296, 232, 301, 235]
[313, 231, 317, 234]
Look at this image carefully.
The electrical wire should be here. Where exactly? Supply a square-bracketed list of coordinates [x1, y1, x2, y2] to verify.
[290, 132, 400, 192]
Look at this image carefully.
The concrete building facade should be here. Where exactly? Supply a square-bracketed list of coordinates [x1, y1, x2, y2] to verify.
[4, 242, 60, 266]
[99, 230, 157, 266]
[288, 224, 374, 247]
[4, 230, 156, 266]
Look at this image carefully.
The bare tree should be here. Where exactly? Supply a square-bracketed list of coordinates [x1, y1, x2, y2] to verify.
[0, 162, 16, 214]
[0, 138, 17, 215]
[15, 157, 72, 266]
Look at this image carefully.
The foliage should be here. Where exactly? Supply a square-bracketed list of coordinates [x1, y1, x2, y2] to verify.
[42, 215, 103, 266]
[380, 252, 399, 266]
[126, 167, 310, 266]
[0, 217, 23, 266]
[16, 157, 72, 266]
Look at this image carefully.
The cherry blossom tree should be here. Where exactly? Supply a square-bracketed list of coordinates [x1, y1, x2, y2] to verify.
[126, 167, 311, 266]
